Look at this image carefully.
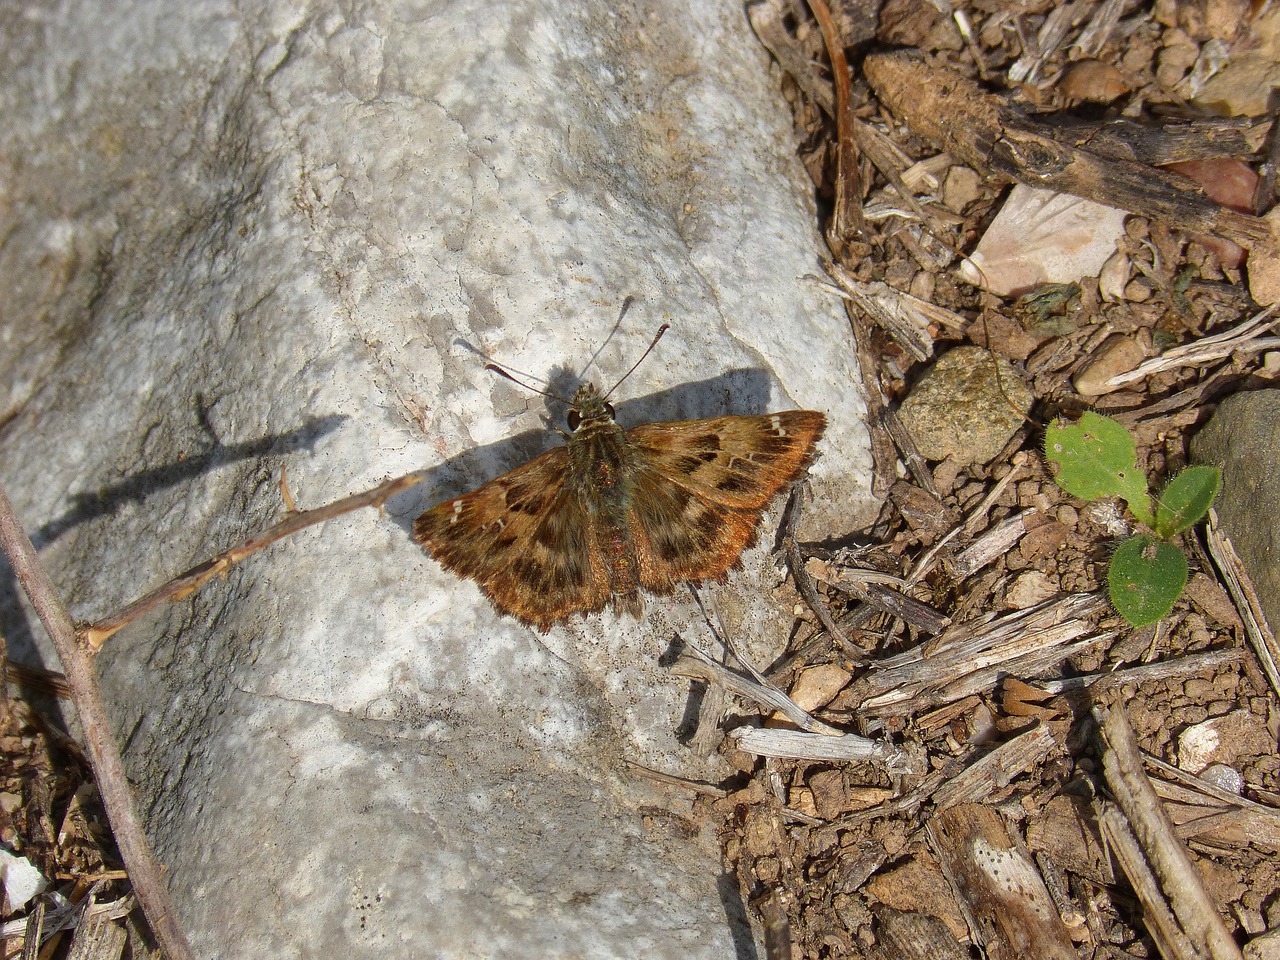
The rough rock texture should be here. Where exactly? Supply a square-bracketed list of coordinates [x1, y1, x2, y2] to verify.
[897, 346, 1033, 465]
[1191, 389, 1280, 637]
[0, 0, 872, 955]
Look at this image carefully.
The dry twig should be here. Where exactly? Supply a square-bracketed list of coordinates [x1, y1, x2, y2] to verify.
[1205, 510, 1279, 698]
[83, 471, 426, 649]
[863, 52, 1276, 255]
[804, 0, 864, 249]
[1103, 307, 1280, 389]
[0, 484, 195, 960]
[838, 593, 1112, 717]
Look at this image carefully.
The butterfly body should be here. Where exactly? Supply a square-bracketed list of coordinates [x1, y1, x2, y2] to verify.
[414, 382, 825, 632]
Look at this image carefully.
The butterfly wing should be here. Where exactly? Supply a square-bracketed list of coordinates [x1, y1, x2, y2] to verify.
[623, 411, 826, 591]
[413, 447, 611, 632]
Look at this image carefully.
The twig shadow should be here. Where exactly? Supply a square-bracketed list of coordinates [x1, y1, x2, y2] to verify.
[0, 414, 347, 667]
[29, 414, 347, 549]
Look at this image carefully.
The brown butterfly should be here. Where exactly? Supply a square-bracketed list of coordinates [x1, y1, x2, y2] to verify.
[414, 329, 826, 632]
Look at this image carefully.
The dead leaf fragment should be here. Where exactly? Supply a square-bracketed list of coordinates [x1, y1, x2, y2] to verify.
[960, 185, 1129, 296]
[1058, 60, 1131, 102]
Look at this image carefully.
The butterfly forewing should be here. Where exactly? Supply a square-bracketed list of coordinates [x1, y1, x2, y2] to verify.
[413, 447, 612, 630]
[624, 410, 826, 590]
[625, 411, 827, 508]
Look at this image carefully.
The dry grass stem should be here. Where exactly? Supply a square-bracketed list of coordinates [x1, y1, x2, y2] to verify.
[672, 643, 841, 735]
[930, 722, 1056, 812]
[846, 593, 1109, 716]
[1206, 509, 1280, 698]
[1096, 704, 1244, 960]
[1104, 307, 1280, 388]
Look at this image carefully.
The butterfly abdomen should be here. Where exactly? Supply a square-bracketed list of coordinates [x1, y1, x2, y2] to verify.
[567, 418, 646, 612]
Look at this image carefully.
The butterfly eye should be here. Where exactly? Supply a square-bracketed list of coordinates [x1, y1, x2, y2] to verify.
[567, 410, 582, 431]
[603, 402, 615, 419]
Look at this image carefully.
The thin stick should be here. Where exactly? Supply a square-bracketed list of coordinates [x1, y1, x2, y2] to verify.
[0, 483, 196, 960]
[83, 471, 426, 649]
[805, 0, 865, 248]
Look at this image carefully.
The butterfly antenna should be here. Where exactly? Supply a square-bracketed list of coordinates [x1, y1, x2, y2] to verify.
[603, 323, 670, 400]
[484, 363, 571, 404]
[581, 295, 636, 380]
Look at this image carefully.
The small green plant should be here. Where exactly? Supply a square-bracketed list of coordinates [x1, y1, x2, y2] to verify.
[1044, 411, 1221, 628]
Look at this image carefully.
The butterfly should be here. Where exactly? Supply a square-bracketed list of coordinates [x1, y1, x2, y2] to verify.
[413, 330, 826, 632]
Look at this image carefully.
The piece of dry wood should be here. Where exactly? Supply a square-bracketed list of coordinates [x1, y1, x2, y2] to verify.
[671, 642, 842, 735]
[783, 488, 863, 658]
[753, 1, 943, 244]
[18, 899, 43, 960]
[1034, 849, 1090, 943]
[804, 0, 865, 249]
[1206, 508, 1280, 699]
[1, 887, 135, 949]
[747, 1, 832, 114]
[950, 509, 1035, 580]
[1051, 115, 1266, 166]
[1027, 794, 1117, 886]
[833, 593, 1111, 717]
[1009, 0, 1087, 85]
[729, 726, 911, 768]
[814, 768, 950, 830]
[863, 52, 1276, 255]
[1038, 647, 1244, 696]
[1143, 753, 1280, 853]
[820, 264, 965, 361]
[1072, 0, 1127, 59]
[909, 454, 1030, 584]
[66, 909, 127, 960]
[930, 803, 1076, 960]
[931, 722, 1056, 812]
[1103, 307, 1279, 389]
[622, 761, 725, 799]
[0, 486, 195, 960]
[872, 905, 969, 960]
[1096, 704, 1245, 960]
[1096, 798, 1204, 960]
[854, 121, 955, 236]
[804, 559, 951, 636]
[883, 423, 943, 505]
[759, 890, 792, 960]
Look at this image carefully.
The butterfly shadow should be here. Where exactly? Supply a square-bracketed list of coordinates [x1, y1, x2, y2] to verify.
[387, 366, 785, 529]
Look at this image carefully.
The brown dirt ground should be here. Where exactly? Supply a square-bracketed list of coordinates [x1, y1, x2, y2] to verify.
[702, 2, 1280, 959]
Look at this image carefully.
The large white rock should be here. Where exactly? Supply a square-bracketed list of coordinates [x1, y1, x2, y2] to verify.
[0, 0, 871, 954]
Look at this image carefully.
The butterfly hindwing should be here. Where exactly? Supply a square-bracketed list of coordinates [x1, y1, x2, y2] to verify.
[626, 467, 761, 592]
[413, 447, 612, 631]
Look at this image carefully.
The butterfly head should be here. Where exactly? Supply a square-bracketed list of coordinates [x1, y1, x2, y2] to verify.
[566, 383, 616, 432]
